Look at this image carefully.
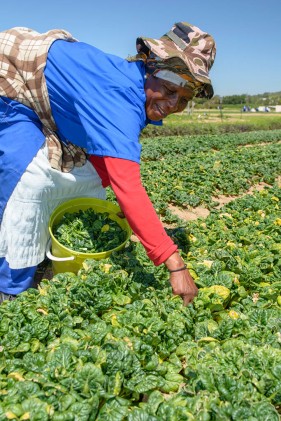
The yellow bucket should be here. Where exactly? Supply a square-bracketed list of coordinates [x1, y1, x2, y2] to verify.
[47, 197, 132, 274]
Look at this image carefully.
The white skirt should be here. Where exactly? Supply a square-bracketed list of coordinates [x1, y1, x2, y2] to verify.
[0, 142, 106, 269]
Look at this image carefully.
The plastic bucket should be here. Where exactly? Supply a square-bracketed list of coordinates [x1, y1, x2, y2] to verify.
[48, 197, 132, 274]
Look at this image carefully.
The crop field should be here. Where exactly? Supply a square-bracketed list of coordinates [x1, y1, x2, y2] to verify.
[140, 129, 281, 223]
[0, 128, 281, 420]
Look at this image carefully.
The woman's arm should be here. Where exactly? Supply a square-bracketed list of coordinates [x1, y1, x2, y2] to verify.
[90, 155, 177, 264]
[90, 155, 198, 304]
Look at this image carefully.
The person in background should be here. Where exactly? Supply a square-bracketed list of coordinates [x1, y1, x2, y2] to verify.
[0, 22, 216, 304]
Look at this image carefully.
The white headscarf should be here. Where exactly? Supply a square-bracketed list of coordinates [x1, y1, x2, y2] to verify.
[153, 70, 186, 87]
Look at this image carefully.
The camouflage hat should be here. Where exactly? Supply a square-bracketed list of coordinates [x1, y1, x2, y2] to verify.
[136, 22, 216, 98]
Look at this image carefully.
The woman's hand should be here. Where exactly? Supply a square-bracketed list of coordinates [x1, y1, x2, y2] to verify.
[169, 269, 198, 306]
[165, 252, 198, 305]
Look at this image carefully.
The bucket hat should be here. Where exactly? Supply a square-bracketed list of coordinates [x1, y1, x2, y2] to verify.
[136, 22, 216, 98]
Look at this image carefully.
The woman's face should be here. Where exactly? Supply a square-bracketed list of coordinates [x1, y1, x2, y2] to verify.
[144, 75, 194, 121]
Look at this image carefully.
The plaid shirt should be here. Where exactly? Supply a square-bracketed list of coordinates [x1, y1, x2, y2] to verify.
[0, 27, 86, 172]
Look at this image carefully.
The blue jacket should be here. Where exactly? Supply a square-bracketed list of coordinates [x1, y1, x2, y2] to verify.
[0, 39, 161, 221]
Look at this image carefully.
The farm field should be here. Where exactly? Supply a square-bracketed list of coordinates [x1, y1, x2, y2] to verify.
[141, 109, 281, 138]
[0, 127, 281, 420]
[140, 129, 281, 224]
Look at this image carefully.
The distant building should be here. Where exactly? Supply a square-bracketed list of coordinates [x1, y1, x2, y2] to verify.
[257, 106, 270, 112]
[268, 105, 281, 112]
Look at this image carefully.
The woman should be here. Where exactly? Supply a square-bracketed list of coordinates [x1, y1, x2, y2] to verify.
[0, 22, 216, 304]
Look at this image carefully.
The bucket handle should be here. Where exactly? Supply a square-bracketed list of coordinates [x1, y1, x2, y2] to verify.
[46, 238, 75, 262]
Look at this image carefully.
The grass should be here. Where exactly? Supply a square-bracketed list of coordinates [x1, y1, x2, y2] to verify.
[141, 109, 281, 137]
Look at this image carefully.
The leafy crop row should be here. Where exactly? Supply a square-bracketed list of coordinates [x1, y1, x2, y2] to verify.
[0, 185, 280, 420]
[141, 130, 281, 160]
[106, 130, 281, 223]
[140, 134, 281, 223]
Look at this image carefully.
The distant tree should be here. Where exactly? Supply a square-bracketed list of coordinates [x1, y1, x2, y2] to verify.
[193, 91, 281, 108]
[222, 95, 247, 105]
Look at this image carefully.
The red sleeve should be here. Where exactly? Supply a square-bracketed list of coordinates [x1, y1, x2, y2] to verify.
[89, 155, 111, 187]
[89, 155, 177, 265]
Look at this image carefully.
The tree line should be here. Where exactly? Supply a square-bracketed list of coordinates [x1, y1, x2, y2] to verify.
[197, 91, 281, 107]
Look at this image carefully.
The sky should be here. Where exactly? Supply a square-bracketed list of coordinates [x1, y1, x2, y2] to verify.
[2, 0, 281, 97]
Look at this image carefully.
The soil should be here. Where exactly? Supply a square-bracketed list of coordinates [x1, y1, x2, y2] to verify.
[168, 204, 210, 221]
[164, 177, 280, 225]
[34, 258, 54, 287]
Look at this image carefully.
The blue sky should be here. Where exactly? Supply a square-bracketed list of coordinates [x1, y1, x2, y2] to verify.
[2, 0, 281, 97]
